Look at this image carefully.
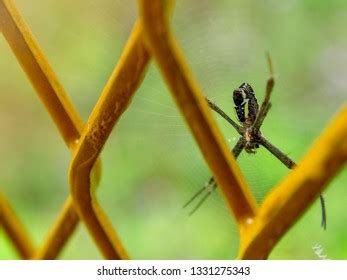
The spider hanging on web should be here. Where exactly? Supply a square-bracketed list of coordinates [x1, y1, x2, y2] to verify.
[184, 53, 327, 230]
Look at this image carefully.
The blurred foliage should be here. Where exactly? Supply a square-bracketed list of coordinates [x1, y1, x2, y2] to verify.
[0, 0, 346, 259]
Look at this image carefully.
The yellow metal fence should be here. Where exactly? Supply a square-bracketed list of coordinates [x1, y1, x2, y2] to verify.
[0, 0, 346, 260]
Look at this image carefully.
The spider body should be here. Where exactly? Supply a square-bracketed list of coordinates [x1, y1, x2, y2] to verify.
[244, 127, 260, 153]
[233, 83, 260, 153]
[233, 83, 259, 126]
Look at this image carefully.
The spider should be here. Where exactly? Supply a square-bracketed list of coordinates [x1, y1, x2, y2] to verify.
[184, 54, 327, 230]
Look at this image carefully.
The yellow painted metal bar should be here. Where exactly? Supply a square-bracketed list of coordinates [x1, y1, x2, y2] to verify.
[238, 105, 347, 259]
[0, 0, 83, 148]
[138, 0, 258, 226]
[0, 0, 100, 259]
[69, 21, 150, 259]
[0, 192, 35, 259]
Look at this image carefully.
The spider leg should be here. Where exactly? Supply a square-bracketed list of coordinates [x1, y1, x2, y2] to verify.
[258, 135, 327, 229]
[256, 102, 272, 129]
[184, 137, 245, 213]
[258, 135, 295, 169]
[232, 137, 246, 157]
[253, 53, 275, 131]
[187, 185, 216, 216]
[320, 194, 327, 230]
[205, 97, 243, 135]
[183, 180, 214, 209]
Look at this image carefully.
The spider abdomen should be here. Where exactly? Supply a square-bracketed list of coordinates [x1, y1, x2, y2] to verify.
[233, 83, 259, 125]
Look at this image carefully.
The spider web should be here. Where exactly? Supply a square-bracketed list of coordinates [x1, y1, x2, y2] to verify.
[1, 0, 346, 260]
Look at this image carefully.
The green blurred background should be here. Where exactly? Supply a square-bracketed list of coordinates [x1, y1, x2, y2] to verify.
[0, 0, 346, 259]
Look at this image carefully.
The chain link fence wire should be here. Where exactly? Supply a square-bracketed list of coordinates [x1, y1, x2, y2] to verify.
[0, 0, 346, 259]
